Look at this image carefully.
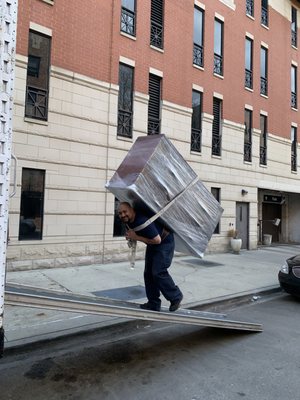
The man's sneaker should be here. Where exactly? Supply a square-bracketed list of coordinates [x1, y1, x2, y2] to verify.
[169, 294, 183, 312]
[140, 302, 161, 312]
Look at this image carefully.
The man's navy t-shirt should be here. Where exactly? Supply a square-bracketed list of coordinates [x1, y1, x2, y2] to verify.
[127, 213, 172, 244]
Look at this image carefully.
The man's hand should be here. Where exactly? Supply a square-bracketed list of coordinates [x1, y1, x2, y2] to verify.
[126, 229, 161, 245]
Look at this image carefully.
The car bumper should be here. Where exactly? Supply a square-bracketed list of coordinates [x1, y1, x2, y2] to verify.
[278, 271, 300, 298]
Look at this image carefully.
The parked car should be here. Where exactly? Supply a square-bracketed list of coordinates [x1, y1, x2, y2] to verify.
[278, 254, 300, 298]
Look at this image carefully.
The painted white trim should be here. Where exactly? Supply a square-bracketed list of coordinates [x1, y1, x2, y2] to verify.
[291, 60, 298, 67]
[149, 67, 163, 77]
[245, 32, 254, 40]
[260, 110, 268, 116]
[29, 22, 52, 36]
[215, 13, 225, 22]
[213, 92, 223, 100]
[291, 122, 298, 128]
[245, 104, 253, 111]
[192, 83, 204, 92]
[219, 0, 236, 11]
[119, 56, 135, 67]
[261, 41, 269, 49]
[194, 0, 205, 10]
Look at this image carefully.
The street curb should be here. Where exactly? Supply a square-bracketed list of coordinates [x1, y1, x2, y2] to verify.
[2, 285, 283, 356]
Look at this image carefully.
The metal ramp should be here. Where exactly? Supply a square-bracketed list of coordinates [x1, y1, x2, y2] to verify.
[5, 283, 263, 332]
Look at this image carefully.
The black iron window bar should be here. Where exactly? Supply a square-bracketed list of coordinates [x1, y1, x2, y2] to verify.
[244, 141, 252, 162]
[191, 128, 202, 152]
[25, 86, 48, 121]
[292, 30, 297, 47]
[246, 0, 254, 17]
[212, 133, 222, 156]
[245, 69, 253, 89]
[291, 151, 297, 171]
[260, 77, 268, 96]
[193, 43, 203, 68]
[260, 145, 267, 165]
[261, 6, 268, 26]
[214, 54, 223, 76]
[291, 91, 297, 108]
[120, 7, 135, 36]
[117, 109, 133, 138]
[148, 117, 160, 135]
[150, 21, 163, 49]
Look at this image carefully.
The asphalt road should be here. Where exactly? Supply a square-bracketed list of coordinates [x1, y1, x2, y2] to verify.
[0, 292, 299, 400]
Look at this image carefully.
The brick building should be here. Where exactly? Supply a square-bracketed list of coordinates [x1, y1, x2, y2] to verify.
[7, 0, 300, 269]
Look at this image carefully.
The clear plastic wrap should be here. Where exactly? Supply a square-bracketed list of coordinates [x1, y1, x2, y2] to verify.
[106, 134, 223, 257]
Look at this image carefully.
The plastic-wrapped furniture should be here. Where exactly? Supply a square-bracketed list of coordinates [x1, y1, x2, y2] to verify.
[106, 134, 223, 258]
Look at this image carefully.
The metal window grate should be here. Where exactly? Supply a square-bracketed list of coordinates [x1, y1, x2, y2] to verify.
[212, 98, 222, 156]
[120, 6, 135, 36]
[147, 74, 161, 135]
[150, 0, 164, 49]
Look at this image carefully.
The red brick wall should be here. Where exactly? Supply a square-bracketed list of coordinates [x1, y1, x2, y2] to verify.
[17, 0, 300, 139]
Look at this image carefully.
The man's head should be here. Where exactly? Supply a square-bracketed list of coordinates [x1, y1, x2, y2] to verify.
[118, 202, 135, 224]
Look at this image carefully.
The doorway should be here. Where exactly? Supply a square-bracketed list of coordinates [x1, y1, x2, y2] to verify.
[262, 203, 281, 242]
[236, 202, 249, 249]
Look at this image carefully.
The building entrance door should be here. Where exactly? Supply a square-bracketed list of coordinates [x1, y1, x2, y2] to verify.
[236, 202, 249, 249]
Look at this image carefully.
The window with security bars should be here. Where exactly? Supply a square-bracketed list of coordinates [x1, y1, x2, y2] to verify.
[291, 7, 297, 48]
[120, 0, 136, 36]
[261, 0, 268, 27]
[117, 63, 134, 138]
[25, 31, 51, 121]
[191, 90, 202, 152]
[19, 168, 45, 241]
[244, 109, 252, 162]
[245, 37, 253, 89]
[150, 0, 164, 49]
[147, 74, 161, 135]
[260, 114, 267, 165]
[212, 97, 222, 156]
[211, 188, 220, 234]
[291, 65, 297, 109]
[193, 7, 204, 68]
[246, 0, 254, 17]
[214, 19, 223, 76]
[260, 46, 268, 96]
[291, 126, 297, 172]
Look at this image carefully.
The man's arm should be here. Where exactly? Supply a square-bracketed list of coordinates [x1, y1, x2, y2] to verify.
[126, 229, 161, 245]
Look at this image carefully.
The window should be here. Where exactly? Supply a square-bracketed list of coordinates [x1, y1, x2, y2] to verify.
[117, 63, 134, 138]
[193, 7, 204, 68]
[260, 46, 268, 96]
[150, 0, 164, 49]
[120, 0, 136, 36]
[212, 97, 222, 156]
[244, 109, 252, 162]
[147, 74, 161, 134]
[191, 90, 202, 152]
[261, 0, 268, 26]
[113, 198, 126, 237]
[245, 37, 253, 89]
[260, 114, 267, 165]
[292, 7, 297, 47]
[291, 65, 297, 109]
[211, 188, 220, 234]
[19, 168, 45, 241]
[25, 30, 51, 121]
[291, 126, 297, 172]
[214, 19, 223, 76]
[246, 0, 254, 17]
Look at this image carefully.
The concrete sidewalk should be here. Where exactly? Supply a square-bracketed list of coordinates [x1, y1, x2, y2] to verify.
[3, 244, 299, 350]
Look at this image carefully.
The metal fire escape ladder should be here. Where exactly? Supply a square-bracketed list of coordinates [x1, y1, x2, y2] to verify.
[0, 0, 18, 357]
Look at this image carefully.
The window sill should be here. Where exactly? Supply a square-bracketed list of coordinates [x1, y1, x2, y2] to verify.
[24, 117, 48, 126]
[40, 0, 54, 5]
[150, 45, 164, 53]
[261, 24, 269, 30]
[260, 93, 268, 99]
[291, 170, 298, 174]
[246, 14, 255, 21]
[120, 31, 136, 41]
[245, 87, 253, 92]
[291, 107, 298, 112]
[213, 73, 224, 80]
[193, 64, 204, 71]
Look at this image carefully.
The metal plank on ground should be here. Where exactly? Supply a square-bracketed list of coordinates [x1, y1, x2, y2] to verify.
[5, 283, 263, 332]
